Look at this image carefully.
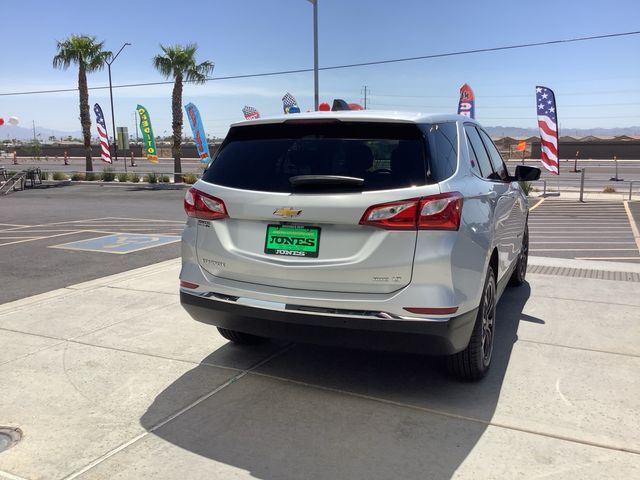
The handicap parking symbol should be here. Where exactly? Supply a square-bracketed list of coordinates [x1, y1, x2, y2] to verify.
[50, 233, 180, 254]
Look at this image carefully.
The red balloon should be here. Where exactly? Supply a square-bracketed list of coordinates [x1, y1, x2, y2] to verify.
[319, 102, 330, 111]
[0, 118, 4, 126]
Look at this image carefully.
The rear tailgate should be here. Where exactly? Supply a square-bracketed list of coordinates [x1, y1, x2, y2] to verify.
[194, 119, 438, 294]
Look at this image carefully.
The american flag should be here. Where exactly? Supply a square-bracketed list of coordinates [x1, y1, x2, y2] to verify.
[242, 105, 261, 120]
[282, 92, 298, 113]
[93, 103, 112, 164]
[536, 86, 558, 174]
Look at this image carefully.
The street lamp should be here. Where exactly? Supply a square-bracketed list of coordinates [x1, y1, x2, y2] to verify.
[106, 42, 131, 170]
[306, 0, 319, 111]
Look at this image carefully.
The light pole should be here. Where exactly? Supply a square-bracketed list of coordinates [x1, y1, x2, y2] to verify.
[307, 0, 319, 110]
[106, 42, 131, 170]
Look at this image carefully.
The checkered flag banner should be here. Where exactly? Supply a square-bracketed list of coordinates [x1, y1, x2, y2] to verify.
[282, 92, 300, 113]
[242, 105, 261, 120]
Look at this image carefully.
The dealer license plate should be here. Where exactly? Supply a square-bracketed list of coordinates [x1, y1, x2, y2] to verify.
[264, 224, 321, 257]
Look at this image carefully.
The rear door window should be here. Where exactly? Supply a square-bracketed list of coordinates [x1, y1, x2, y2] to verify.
[202, 121, 430, 193]
[464, 125, 495, 180]
[422, 122, 458, 181]
[478, 129, 508, 180]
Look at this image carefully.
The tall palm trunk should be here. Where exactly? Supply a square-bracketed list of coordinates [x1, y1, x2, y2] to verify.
[171, 73, 183, 183]
[78, 64, 93, 172]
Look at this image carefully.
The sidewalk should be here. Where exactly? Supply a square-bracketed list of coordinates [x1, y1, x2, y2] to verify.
[1, 258, 639, 479]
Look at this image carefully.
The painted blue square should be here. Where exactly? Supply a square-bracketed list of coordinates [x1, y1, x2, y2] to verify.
[51, 233, 180, 254]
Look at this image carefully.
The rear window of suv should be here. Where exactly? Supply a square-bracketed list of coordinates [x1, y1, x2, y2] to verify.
[202, 120, 457, 193]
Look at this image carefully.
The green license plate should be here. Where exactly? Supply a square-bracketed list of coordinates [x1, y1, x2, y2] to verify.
[264, 225, 321, 257]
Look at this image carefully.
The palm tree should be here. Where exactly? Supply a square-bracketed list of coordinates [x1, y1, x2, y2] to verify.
[153, 44, 214, 182]
[53, 35, 111, 172]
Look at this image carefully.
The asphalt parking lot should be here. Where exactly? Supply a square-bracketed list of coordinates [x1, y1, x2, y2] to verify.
[529, 198, 640, 262]
[0, 184, 186, 303]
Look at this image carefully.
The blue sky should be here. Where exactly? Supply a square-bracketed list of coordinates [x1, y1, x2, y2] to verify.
[1, 0, 638, 138]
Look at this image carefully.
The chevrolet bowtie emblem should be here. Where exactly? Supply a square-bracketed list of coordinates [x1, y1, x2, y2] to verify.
[273, 207, 302, 218]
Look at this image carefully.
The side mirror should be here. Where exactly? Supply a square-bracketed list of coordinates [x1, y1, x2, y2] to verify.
[514, 165, 541, 181]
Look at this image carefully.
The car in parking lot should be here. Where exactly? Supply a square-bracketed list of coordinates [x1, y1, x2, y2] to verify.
[180, 111, 540, 380]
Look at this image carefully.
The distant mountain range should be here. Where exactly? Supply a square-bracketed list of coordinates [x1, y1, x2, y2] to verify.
[484, 126, 640, 138]
[2, 123, 640, 142]
[0, 125, 82, 141]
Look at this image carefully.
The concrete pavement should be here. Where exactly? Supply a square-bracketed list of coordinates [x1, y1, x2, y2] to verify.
[1, 257, 639, 479]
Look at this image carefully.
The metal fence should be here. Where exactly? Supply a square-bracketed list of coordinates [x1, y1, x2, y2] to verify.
[529, 168, 640, 201]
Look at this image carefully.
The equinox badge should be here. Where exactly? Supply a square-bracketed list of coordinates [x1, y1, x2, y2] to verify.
[273, 207, 302, 218]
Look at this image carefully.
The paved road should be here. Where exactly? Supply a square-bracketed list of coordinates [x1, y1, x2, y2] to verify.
[528, 198, 640, 262]
[507, 159, 640, 195]
[4, 157, 640, 194]
[0, 183, 186, 303]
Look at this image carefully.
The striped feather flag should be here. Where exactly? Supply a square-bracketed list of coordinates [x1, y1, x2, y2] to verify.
[535, 86, 558, 174]
[93, 103, 112, 164]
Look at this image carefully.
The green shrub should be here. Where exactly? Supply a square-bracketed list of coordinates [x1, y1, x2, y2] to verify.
[160, 175, 170, 183]
[71, 173, 85, 181]
[40, 171, 49, 181]
[518, 181, 533, 196]
[145, 172, 158, 184]
[603, 186, 616, 193]
[85, 172, 97, 181]
[52, 171, 67, 181]
[182, 173, 198, 184]
[131, 173, 140, 183]
[117, 172, 129, 183]
[101, 167, 115, 182]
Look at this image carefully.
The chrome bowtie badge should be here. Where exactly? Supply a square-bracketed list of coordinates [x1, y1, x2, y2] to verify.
[273, 207, 302, 218]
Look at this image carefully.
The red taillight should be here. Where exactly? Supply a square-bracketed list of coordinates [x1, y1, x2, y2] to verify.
[184, 187, 227, 220]
[359, 198, 420, 230]
[359, 192, 463, 231]
[417, 192, 463, 231]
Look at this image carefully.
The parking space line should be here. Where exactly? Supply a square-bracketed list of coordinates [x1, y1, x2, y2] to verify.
[530, 248, 638, 252]
[531, 241, 636, 244]
[623, 201, 640, 255]
[529, 198, 544, 211]
[0, 231, 89, 247]
[576, 257, 640, 260]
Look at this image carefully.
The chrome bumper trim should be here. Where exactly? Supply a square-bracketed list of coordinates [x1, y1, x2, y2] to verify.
[182, 289, 451, 323]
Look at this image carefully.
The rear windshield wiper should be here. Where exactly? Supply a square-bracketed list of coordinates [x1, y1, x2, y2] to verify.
[289, 175, 364, 187]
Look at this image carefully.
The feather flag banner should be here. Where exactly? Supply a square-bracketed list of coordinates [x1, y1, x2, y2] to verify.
[282, 93, 300, 114]
[242, 105, 261, 120]
[93, 103, 112, 164]
[536, 86, 559, 174]
[457, 84, 475, 119]
[136, 105, 158, 163]
[185, 102, 211, 164]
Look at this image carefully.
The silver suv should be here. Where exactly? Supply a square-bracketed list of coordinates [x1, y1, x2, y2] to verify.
[180, 111, 540, 380]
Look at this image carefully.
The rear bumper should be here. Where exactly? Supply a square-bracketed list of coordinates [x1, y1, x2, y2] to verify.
[180, 290, 478, 355]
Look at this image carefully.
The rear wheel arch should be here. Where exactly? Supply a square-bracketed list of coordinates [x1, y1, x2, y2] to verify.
[489, 248, 499, 280]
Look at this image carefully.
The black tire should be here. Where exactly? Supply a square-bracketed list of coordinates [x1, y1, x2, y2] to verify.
[446, 266, 497, 380]
[216, 327, 266, 345]
[508, 224, 529, 287]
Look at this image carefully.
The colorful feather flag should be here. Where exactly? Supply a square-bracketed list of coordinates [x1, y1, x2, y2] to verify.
[536, 86, 559, 174]
[93, 103, 112, 164]
[242, 105, 261, 120]
[185, 103, 211, 164]
[457, 84, 475, 119]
